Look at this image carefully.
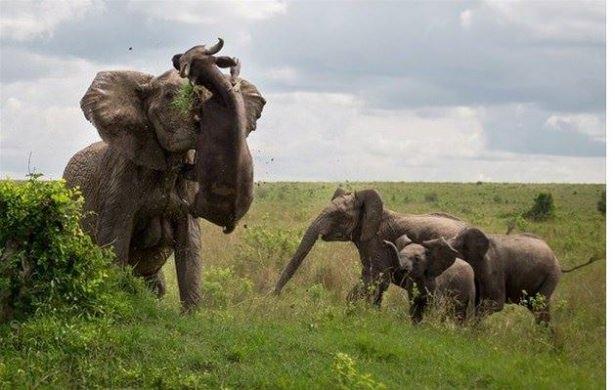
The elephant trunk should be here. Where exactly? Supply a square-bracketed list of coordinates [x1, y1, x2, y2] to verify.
[274, 213, 329, 294]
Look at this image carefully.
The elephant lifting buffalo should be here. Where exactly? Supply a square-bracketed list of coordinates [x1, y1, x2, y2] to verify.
[63, 39, 265, 310]
[63, 39, 597, 323]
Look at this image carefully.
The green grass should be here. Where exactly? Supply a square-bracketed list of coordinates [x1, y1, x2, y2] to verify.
[1, 182, 606, 388]
[171, 83, 197, 116]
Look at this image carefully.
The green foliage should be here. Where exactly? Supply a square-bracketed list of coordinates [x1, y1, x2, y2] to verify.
[597, 190, 606, 215]
[201, 267, 253, 309]
[0, 177, 141, 322]
[0, 182, 606, 388]
[332, 352, 385, 389]
[171, 82, 196, 116]
[524, 192, 555, 221]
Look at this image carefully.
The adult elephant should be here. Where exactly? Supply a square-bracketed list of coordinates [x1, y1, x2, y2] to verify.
[63, 41, 266, 310]
[274, 188, 489, 321]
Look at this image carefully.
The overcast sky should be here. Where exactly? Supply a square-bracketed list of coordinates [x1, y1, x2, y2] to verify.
[0, 1, 605, 182]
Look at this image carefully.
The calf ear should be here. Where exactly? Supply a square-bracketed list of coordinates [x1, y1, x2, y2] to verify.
[451, 227, 489, 265]
[423, 237, 459, 278]
[355, 189, 383, 241]
[395, 234, 413, 251]
[383, 240, 401, 268]
[331, 187, 348, 200]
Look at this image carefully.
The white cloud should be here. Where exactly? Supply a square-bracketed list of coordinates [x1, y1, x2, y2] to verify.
[0, 56, 108, 178]
[128, 0, 287, 24]
[0, 0, 103, 41]
[459, 9, 473, 28]
[0, 1, 605, 183]
[481, 0, 604, 42]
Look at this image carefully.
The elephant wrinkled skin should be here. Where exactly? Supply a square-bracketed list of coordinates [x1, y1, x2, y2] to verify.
[274, 188, 487, 322]
[63, 48, 265, 310]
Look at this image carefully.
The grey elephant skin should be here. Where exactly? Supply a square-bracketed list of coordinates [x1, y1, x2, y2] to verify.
[451, 228, 597, 323]
[274, 188, 486, 322]
[172, 39, 264, 233]
[383, 235, 475, 322]
[63, 47, 265, 309]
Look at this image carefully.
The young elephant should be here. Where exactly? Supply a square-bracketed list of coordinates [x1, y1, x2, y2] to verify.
[172, 39, 263, 233]
[450, 229, 598, 324]
[384, 235, 476, 322]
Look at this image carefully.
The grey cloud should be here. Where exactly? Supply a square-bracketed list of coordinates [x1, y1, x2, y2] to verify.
[0, 1, 605, 181]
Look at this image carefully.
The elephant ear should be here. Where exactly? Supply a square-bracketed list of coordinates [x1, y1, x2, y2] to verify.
[355, 189, 383, 242]
[423, 237, 459, 278]
[450, 227, 490, 265]
[331, 187, 348, 200]
[237, 78, 266, 134]
[395, 234, 413, 251]
[383, 240, 401, 268]
[80, 70, 167, 170]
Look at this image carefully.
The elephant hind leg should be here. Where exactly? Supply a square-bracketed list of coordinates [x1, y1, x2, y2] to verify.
[529, 272, 559, 325]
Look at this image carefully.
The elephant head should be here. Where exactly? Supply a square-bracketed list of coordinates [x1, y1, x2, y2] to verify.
[80, 50, 265, 171]
[386, 234, 460, 280]
[81, 70, 200, 170]
[274, 188, 383, 293]
[449, 227, 490, 272]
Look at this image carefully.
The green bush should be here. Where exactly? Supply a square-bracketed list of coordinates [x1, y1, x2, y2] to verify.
[524, 192, 555, 221]
[201, 267, 253, 309]
[597, 191, 606, 215]
[0, 176, 134, 322]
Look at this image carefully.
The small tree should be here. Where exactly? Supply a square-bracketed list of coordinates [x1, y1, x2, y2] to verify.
[524, 192, 554, 221]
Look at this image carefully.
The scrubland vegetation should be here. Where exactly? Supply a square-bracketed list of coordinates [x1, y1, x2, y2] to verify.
[0, 179, 605, 388]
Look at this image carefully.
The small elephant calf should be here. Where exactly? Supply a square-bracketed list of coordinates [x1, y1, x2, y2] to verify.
[383, 235, 476, 323]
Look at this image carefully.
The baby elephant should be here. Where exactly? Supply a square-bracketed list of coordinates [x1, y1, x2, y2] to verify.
[172, 38, 256, 233]
[384, 235, 475, 323]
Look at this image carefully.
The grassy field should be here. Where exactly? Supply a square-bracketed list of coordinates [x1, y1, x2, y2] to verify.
[1, 182, 606, 388]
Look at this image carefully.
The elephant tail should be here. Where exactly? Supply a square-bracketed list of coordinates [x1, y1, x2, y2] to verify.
[561, 256, 602, 273]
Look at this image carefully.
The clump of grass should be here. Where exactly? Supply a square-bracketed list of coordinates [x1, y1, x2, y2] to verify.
[171, 83, 196, 116]
[524, 192, 554, 221]
[332, 352, 385, 389]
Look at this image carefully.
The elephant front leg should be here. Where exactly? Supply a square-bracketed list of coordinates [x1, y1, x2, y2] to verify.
[407, 279, 433, 323]
[96, 206, 135, 265]
[174, 215, 202, 311]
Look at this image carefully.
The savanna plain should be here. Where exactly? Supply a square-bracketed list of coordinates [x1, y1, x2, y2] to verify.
[0, 181, 606, 388]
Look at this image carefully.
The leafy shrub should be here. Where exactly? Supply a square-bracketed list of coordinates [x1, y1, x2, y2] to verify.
[0, 177, 135, 322]
[524, 192, 554, 221]
[201, 267, 253, 309]
[597, 191, 606, 215]
[237, 225, 300, 275]
[332, 352, 385, 389]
